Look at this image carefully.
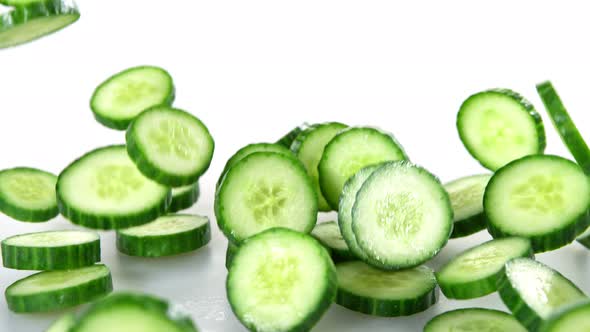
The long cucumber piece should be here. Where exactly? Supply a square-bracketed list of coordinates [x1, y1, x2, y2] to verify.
[169, 183, 200, 213]
[0, 167, 58, 222]
[444, 174, 491, 238]
[311, 221, 355, 262]
[424, 308, 527, 332]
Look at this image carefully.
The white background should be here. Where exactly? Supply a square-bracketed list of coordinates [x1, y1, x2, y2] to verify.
[1, 0, 590, 331]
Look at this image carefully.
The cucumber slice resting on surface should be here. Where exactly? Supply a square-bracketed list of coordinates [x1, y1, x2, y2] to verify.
[424, 308, 527, 332]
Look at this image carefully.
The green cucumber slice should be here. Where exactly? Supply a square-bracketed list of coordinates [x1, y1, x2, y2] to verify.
[46, 314, 75, 332]
[484, 154, 590, 252]
[536, 81, 590, 174]
[71, 292, 198, 332]
[424, 308, 527, 332]
[169, 182, 200, 213]
[57, 145, 171, 230]
[276, 123, 310, 148]
[540, 300, 590, 332]
[318, 127, 408, 210]
[576, 226, 590, 249]
[352, 161, 453, 270]
[126, 106, 214, 187]
[444, 174, 492, 238]
[225, 242, 238, 269]
[227, 228, 337, 332]
[291, 122, 348, 211]
[457, 89, 546, 170]
[5, 264, 113, 313]
[215, 152, 318, 243]
[311, 221, 355, 262]
[116, 214, 210, 257]
[335, 261, 437, 317]
[436, 237, 533, 299]
[90, 66, 175, 130]
[0, 167, 58, 222]
[2, 230, 100, 270]
[498, 258, 587, 330]
[0, 0, 79, 49]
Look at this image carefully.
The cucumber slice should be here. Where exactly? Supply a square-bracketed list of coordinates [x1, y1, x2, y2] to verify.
[227, 228, 337, 332]
[0, 167, 58, 222]
[0, 0, 79, 49]
[291, 122, 348, 211]
[276, 123, 310, 148]
[318, 127, 408, 210]
[457, 89, 546, 171]
[498, 258, 587, 330]
[424, 308, 527, 332]
[444, 174, 492, 238]
[169, 182, 199, 213]
[57, 145, 171, 230]
[90, 66, 175, 130]
[352, 161, 453, 270]
[215, 152, 318, 243]
[71, 292, 198, 332]
[577, 226, 590, 249]
[2, 230, 100, 270]
[126, 106, 214, 187]
[5, 264, 113, 313]
[436, 237, 533, 299]
[116, 214, 211, 257]
[537, 81, 590, 174]
[484, 154, 590, 252]
[311, 221, 355, 262]
[225, 242, 238, 269]
[46, 314, 75, 332]
[336, 261, 437, 317]
[541, 300, 590, 332]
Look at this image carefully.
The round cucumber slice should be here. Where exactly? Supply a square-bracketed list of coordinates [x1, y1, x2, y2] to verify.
[484, 155, 590, 252]
[46, 314, 75, 332]
[57, 145, 171, 230]
[0, 167, 58, 222]
[169, 183, 200, 213]
[444, 174, 491, 238]
[424, 308, 527, 332]
[311, 221, 355, 262]
[541, 300, 590, 332]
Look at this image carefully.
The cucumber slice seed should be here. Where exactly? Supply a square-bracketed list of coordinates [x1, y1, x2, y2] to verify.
[436, 237, 532, 299]
[90, 66, 175, 130]
[457, 89, 546, 170]
[227, 228, 337, 332]
[311, 221, 355, 262]
[0, 167, 58, 222]
[541, 300, 590, 332]
[444, 174, 491, 238]
[352, 161, 453, 270]
[2, 230, 100, 270]
[169, 183, 200, 213]
[336, 261, 437, 317]
[484, 155, 590, 252]
[424, 308, 527, 332]
[46, 314, 76, 332]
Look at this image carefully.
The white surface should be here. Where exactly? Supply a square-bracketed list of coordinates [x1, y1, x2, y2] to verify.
[2, 0, 590, 331]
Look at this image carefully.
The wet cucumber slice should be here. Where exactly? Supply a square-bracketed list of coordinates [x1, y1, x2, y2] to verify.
[2, 230, 100, 270]
[126, 106, 214, 187]
[484, 155, 590, 252]
[541, 300, 590, 332]
[169, 182, 200, 213]
[436, 237, 533, 299]
[336, 261, 437, 317]
[215, 152, 318, 243]
[57, 145, 171, 230]
[46, 314, 75, 332]
[0, 167, 58, 222]
[498, 258, 587, 331]
[227, 228, 337, 332]
[424, 308, 527, 332]
[0, 0, 79, 49]
[311, 221, 355, 262]
[444, 174, 491, 238]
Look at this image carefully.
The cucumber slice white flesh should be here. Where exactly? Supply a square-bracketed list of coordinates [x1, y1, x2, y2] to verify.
[484, 155, 590, 252]
[126, 106, 214, 187]
[291, 122, 347, 211]
[424, 308, 527, 332]
[215, 152, 318, 243]
[444, 174, 491, 238]
[0, 0, 79, 49]
[57, 145, 171, 230]
[541, 300, 590, 332]
[0, 167, 58, 222]
[436, 237, 532, 299]
[169, 182, 199, 213]
[46, 314, 75, 332]
[90, 66, 175, 130]
[352, 161, 453, 269]
[336, 261, 437, 316]
[498, 258, 587, 330]
[311, 221, 354, 262]
[457, 89, 546, 170]
[227, 228, 337, 332]
[318, 127, 407, 210]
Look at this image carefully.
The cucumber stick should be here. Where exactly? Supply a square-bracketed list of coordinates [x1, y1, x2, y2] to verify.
[227, 228, 337, 332]
[46, 314, 75, 332]
[457, 89, 545, 170]
[2, 230, 100, 270]
[444, 174, 491, 238]
[0, 0, 79, 49]
[0, 167, 58, 222]
[169, 182, 200, 213]
[541, 300, 590, 332]
[116, 214, 211, 257]
[126, 106, 214, 187]
[311, 221, 355, 262]
[336, 261, 437, 317]
[425, 308, 527, 332]
[5, 264, 113, 313]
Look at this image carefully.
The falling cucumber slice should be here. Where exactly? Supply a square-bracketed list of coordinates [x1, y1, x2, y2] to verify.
[46, 314, 76, 332]
[169, 182, 200, 213]
[540, 300, 590, 332]
[276, 123, 310, 148]
[425, 308, 527, 332]
[311, 221, 355, 262]
[444, 174, 491, 238]
[0, 167, 58, 222]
